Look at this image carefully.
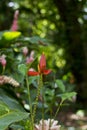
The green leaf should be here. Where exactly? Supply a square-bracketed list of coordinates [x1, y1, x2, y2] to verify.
[56, 79, 65, 92]
[0, 110, 28, 130]
[10, 124, 24, 129]
[21, 36, 48, 45]
[57, 92, 77, 101]
[0, 89, 25, 111]
[28, 76, 39, 85]
[3, 31, 21, 41]
[0, 101, 29, 130]
[29, 36, 48, 44]
[18, 64, 27, 76]
[0, 101, 9, 116]
[12, 72, 24, 83]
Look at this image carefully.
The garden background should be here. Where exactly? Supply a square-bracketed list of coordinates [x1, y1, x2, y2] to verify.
[0, 0, 87, 130]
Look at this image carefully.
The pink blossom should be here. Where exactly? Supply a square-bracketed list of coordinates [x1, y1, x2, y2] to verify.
[26, 51, 35, 64]
[11, 10, 19, 31]
[26, 57, 34, 64]
[14, 10, 19, 19]
[0, 55, 6, 67]
[30, 51, 35, 58]
[22, 47, 29, 56]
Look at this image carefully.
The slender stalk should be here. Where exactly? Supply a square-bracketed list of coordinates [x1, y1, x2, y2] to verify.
[26, 75, 33, 130]
[2, 66, 5, 74]
[40, 74, 44, 130]
[54, 99, 63, 120]
[49, 108, 54, 130]
[32, 75, 42, 124]
[42, 99, 44, 130]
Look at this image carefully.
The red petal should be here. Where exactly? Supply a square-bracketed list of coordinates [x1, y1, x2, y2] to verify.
[43, 69, 51, 75]
[39, 53, 46, 71]
[28, 71, 39, 76]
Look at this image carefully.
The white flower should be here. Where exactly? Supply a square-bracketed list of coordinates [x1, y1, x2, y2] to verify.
[0, 75, 19, 87]
[34, 119, 61, 130]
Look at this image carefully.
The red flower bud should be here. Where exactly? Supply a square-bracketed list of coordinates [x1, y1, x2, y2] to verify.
[28, 53, 51, 76]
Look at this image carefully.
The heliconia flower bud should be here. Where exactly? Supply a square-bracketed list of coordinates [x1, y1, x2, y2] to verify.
[39, 53, 46, 72]
[22, 47, 29, 56]
[27, 53, 51, 76]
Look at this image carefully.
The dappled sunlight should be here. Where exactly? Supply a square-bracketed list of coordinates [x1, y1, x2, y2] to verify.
[55, 48, 66, 68]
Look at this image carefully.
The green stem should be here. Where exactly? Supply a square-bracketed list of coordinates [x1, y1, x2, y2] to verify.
[26, 75, 33, 130]
[42, 100, 44, 130]
[41, 75, 44, 130]
[32, 75, 42, 124]
[54, 100, 63, 120]
[2, 66, 5, 74]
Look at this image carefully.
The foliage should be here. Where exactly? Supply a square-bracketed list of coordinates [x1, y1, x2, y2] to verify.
[0, 105, 28, 130]
[1, 0, 87, 129]
[0, 27, 77, 129]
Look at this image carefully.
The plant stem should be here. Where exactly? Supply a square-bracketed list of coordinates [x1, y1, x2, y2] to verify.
[41, 75, 44, 130]
[2, 66, 5, 74]
[32, 75, 42, 125]
[26, 75, 33, 130]
[54, 99, 63, 120]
